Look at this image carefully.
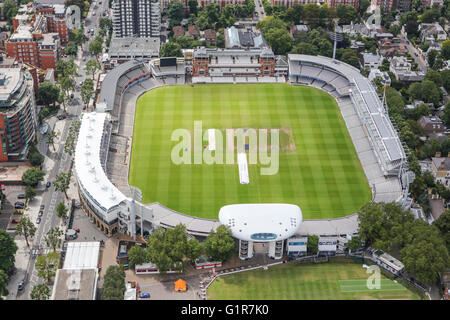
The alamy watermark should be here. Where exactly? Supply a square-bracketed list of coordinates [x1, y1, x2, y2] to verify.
[366, 265, 381, 290]
[170, 121, 280, 175]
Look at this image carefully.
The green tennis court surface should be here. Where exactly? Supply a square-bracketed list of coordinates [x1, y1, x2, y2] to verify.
[339, 279, 407, 292]
[130, 84, 372, 219]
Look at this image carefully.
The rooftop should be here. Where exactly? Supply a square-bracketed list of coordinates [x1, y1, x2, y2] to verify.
[218, 204, 302, 242]
[51, 268, 98, 300]
[63, 241, 101, 270]
[74, 112, 128, 214]
[0, 68, 22, 102]
[109, 37, 160, 58]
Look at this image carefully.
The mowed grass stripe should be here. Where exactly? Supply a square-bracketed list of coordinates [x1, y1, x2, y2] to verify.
[208, 262, 419, 300]
[130, 84, 372, 219]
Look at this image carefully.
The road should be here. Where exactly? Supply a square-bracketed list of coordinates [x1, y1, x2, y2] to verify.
[399, 31, 428, 73]
[254, 0, 265, 21]
[16, 0, 109, 300]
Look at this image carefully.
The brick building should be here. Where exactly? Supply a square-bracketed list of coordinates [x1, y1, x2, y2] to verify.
[326, 0, 359, 8]
[192, 48, 276, 77]
[6, 14, 61, 71]
[198, 0, 246, 8]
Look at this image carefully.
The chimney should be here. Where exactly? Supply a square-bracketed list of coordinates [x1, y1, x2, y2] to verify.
[436, 152, 441, 158]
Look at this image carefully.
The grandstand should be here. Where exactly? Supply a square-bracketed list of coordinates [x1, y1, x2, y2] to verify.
[288, 54, 406, 178]
[75, 53, 407, 241]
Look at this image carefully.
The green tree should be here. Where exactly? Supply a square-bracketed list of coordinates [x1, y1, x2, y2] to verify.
[337, 5, 356, 25]
[168, 1, 185, 27]
[291, 42, 318, 55]
[15, 216, 37, 248]
[146, 224, 189, 273]
[24, 186, 36, 206]
[347, 235, 364, 252]
[86, 59, 101, 81]
[30, 284, 51, 300]
[427, 49, 438, 68]
[21, 168, 45, 187]
[264, 28, 292, 55]
[302, 3, 320, 26]
[204, 225, 235, 262]
[56, 202, 68, 221]
[81, 78, 94, 108]
[2, 0, 18, 23]
[188, 0, 199, 16]
[400, 220, 449, 284]
[186, 237, 203, 263]
[307, 235, 319, 254]
[160, 42, 183, 57]
[433, 210, 450, 253]
[38, 82, 60, 108]
[424, 69, 443, 87]
[46, 130, 57, 152]
[44, 227, 64, 252]
[53, 172, 72, 199]
[0, 230, 18, 273]
[35, 252, 60, 283]
[441, 39, 450, 60]
[0, 269, 8, 299]
[128, 244, 148, 267]
[101, 265, 126, 300]
[88, 37, 103, 62]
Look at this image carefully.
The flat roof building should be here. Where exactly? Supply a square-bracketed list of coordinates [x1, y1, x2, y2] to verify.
[51, 268, 98, 300]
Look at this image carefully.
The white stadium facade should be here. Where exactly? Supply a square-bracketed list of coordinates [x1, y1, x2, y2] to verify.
[74, 53, 408, 259]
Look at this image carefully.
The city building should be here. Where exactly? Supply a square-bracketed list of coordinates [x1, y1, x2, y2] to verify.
[0, 67, 37, 162]
[198, 0, 246, 8]
[327, 0, 359, 8]
[51, 269, 99, 300]
[6, 17, 61, 70]
[378, 38, 406, 57]
[286, 236, 308, 257]
[418, 116, 446, 135]
[192, 47, 276, 78]
[112, 0, 161, 38]
[106, 37, 160, 66]
[35, 3, 69, 44]
[361, 53, 382, 69]
[419, 23, 447, 42]
[318, 236, 337, 256]
[389, 56, 425, 83]
[431, 153, 450, 187]
[372, 250, 404, 275]
[290, 25, 309, 38]
[204, 29, 217, 46]
[270, 0, 318, 8]
[224, 27, 267, 49]
[173, 25, 185, 39]
[368, 68, 391, 86]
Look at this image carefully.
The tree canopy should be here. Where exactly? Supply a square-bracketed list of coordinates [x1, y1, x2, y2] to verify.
[0, 230, 18, 273]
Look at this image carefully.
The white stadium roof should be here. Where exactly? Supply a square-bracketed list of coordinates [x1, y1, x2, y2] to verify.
[63, 242, 100, 270]
[74, 112, 128, 213]
[218, 204, 302, 242]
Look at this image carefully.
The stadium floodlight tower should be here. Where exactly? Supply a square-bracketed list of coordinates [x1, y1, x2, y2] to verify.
[329, 19, 344, 60]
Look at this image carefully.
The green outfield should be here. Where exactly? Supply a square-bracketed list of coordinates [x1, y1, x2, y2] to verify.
[129, 84, 372, 219]
[207, 262, 420, 300]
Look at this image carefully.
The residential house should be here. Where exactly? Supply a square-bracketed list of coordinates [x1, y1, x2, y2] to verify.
[389, 56, 425, 83]
[431, 153, 450, 186]
[204, 29, 216, 46]
[368, 68, 391, 86]
[290, 25, 309, 38]
[172, 26, 185, 39]
[419, 23, 447, 42]
[187, 25, 200, 38]
[418, 116, 446, 135]
[378, 38, 406, 57]
[361, 53, 382, 69]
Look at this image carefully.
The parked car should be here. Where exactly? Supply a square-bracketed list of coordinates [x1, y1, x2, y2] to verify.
[57, 114, 66, 120]
[17, 194, 25, 199]
[1, 184, 5, 191]
[74, 228, 80, 233]
[18, 281, 24, 291]
[139, 293, 150, 299]
[14, 202, 25, 207]
[38, 211, 44, 217]
[40, 205, 45, 210]
[11, 219, 19, 224]
[36, 217, 41, 224]
[46, 182, 51, 188]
